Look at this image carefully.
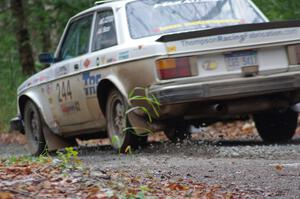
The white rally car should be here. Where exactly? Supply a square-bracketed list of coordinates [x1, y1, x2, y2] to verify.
[11, 0, 300, 155]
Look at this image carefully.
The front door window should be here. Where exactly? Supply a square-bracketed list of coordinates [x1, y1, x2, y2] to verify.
[59, 15, 93, 61]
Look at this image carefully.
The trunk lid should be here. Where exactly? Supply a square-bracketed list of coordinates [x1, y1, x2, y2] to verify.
[156, 21, 300, 80]
[157, 21, 300, 54]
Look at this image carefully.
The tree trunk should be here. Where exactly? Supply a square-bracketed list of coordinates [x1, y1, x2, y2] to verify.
[32, 0, 51, 52]
[10, 0, 35, 75]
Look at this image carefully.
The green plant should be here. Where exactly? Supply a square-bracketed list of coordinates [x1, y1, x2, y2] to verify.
[111, 135, 133, 155]
[56, 147, 82, 169]
[110, 87, 160, 154]
[123, 87, 161, 136]
[4, 154, 52, 166]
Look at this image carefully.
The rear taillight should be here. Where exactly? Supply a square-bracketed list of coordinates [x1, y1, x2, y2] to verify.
[288, 44, 300, 64]
[156, 57, 192, 80]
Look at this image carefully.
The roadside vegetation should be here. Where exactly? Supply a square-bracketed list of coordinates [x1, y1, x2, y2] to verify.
[0, 0, 300, 132]
[0, 147, 243, 198]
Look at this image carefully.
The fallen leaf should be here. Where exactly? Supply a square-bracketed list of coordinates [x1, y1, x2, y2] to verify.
[0, 192, 13, 199]
[275, 164, 283, 171]
[167, 183, 190, 191]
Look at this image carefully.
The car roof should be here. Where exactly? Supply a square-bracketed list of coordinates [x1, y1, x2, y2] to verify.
[72, 0, 134, 19]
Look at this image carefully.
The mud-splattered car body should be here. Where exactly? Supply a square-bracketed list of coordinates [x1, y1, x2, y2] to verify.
[11, 0, 300, 154]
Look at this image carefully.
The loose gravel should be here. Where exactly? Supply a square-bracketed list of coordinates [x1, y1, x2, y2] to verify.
[0, 123, 299, 198]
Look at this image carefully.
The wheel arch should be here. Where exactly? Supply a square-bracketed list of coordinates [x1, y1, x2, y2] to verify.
[97, 77, 128, 116]
[18, 93, 48, 126]
[18, 95, 31, 119]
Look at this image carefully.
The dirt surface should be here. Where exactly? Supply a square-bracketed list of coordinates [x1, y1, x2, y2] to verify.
[0, 121, 299, 198]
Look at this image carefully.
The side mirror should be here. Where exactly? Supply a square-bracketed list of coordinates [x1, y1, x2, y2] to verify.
[39, 53, 55, 64]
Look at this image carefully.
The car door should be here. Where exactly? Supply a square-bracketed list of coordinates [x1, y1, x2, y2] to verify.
[82, 9, 119, 125]
[50, 13, 95, 131]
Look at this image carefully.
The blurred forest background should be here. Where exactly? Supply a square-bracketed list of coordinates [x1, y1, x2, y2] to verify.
[0, 0, 300, 131]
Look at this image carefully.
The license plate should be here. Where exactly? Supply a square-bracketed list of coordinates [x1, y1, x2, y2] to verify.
[225, 51, 258, 71]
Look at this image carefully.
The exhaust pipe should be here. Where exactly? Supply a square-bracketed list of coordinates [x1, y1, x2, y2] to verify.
[213, 104, 225, 112]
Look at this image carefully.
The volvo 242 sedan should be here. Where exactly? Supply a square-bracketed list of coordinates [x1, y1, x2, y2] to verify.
[11, 0, 300, 155]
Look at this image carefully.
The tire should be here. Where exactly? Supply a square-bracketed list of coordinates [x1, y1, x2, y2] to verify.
[253, 108, 298, 143]
[106, 89, 147, 152]
[164, 121, 191, 142]
[24, 101, 46, 156]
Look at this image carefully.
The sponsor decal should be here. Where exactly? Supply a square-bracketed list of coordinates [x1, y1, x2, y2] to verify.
[46, 84, 53, 95]
[39, 76, 48, 82]
[202, 61, 218, 71]
[97, 26, 111, 35]
[154, 0, 204, 8]
[55, 65, 69, 77]
[155, 19, 241, 33]
[179, 28, 299, 47]
[41, 84, 53, 96]
[84, 59, 91, 68]
[100, 56, 117, 64]
[96, 57, 100, 66]
[99, 15, 114, 25]
[118, 51, 129, 60]
[100, 56, 106, 64]
[107, 57, 117, 63]
[60, 101, 81, 114]
[48, 98, 53, 105]
[167, 46, 177, 53]
[82, 72, 101, 96]
[33, 78, 39, 84]
[138, 45, 144, 50]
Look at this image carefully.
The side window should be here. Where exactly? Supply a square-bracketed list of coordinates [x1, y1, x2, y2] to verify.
[59, 15, 93, 61]
[93, 10, 117, 51]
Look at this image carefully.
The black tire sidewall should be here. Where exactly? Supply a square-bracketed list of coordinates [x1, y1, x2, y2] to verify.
[164, 121, 191, 142]
[24, 101, 45, 155]
[253, 108, 298, 143]
[106, 89, 147, 152]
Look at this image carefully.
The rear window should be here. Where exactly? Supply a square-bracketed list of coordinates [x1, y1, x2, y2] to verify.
[126, 0, 267, 39]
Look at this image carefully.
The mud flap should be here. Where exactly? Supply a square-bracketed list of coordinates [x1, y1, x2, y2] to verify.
[42, 125, 77, 152]
[127, 112, 164, 134]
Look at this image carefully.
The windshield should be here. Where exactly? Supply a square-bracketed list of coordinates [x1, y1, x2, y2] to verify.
[126, 0, 267, 39]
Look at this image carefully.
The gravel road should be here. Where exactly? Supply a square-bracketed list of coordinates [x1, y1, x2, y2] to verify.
[1, 134, 299, 198]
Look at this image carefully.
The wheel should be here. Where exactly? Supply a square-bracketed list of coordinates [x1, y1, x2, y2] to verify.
[164, 121, 191, 142]
[253, 108, 298, 143]
[106, 89, 147, 152]
[24, 101, 46, 155]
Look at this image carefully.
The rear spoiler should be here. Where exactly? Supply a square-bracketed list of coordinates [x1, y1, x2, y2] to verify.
[156, 20, 300, 42]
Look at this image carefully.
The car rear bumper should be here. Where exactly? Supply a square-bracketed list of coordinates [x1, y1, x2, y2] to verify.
[10, 116, 24, 133]
[150, 72, 300, 105]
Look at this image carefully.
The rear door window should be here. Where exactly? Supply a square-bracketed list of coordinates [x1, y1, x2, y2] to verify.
[93, 10, 118, 51]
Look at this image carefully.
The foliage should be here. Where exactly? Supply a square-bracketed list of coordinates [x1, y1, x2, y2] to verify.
[0, 0, 94, 131]
[56, 147, 82, 169]
[0, 63, 27, 131]
[0, 154, 241, 198]
[3, 146, 81, 170]
[253, 0, 300, 21]
[3, 154, 52, 167]
[124, 87, 161, 136]
[110, 87, 160, 154]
